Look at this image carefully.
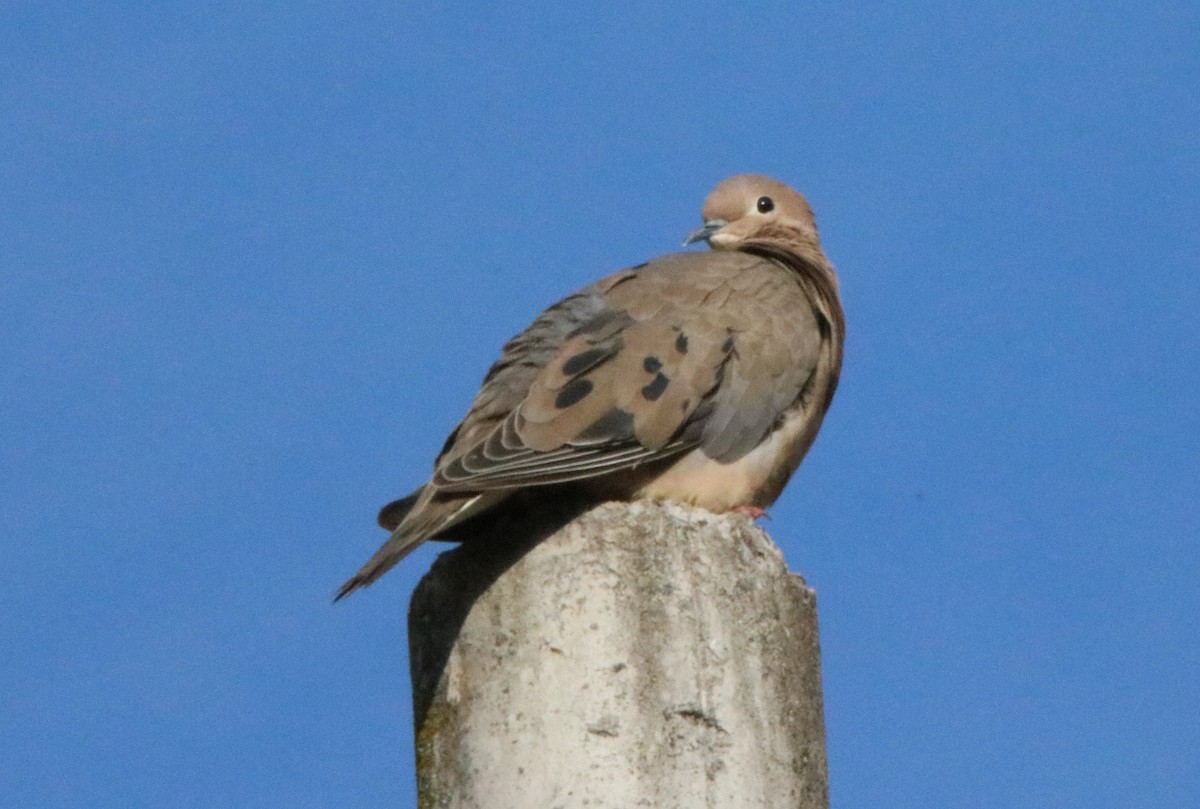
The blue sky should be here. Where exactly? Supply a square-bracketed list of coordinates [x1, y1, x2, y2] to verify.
[3, 2, 1197, 806]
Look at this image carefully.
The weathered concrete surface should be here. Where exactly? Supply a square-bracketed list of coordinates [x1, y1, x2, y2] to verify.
[409, 500, 828, 809]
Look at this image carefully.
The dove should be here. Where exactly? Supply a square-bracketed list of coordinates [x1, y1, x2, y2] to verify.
[336, 174, 844, 600]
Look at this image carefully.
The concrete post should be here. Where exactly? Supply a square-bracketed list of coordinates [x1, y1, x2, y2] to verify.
[409, 500, 829, 809]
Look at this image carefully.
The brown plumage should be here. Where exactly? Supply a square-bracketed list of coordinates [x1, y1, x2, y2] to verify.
[336, 175, 844, 599]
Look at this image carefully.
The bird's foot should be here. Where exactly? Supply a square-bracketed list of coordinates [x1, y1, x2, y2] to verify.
[732, 505, 769, 520]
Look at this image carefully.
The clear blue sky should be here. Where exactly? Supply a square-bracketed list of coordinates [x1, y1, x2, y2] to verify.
[3, 3, 1197, 807]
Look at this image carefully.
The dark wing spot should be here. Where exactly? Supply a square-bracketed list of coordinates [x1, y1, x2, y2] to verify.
[675, 332, 689, 354]
[555, 378, 594, 409]
[562, 347, 611, 377]
[577, 408, 635, 441]
[643, 356, 663, 373]
[721, 335, 735, 353]
[641, 373, 669, 402]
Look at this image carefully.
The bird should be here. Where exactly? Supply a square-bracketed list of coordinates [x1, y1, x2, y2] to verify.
[336, 174, 844, 600]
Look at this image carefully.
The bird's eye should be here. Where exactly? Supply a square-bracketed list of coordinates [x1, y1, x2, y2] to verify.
[756, 196, 775, 213]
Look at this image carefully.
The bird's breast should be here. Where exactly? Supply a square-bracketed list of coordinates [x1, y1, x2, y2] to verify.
[633, 405, 812, 511]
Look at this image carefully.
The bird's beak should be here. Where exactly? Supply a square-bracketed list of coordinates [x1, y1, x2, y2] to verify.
[683, 219, 727, 246]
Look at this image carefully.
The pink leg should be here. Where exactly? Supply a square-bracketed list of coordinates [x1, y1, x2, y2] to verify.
[731, 505, 769, 520]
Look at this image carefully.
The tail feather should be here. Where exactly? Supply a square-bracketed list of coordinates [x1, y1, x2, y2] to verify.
[334, 492, 490, 601]
[334, 526, 426, 601]
[377, 488, 422, 531]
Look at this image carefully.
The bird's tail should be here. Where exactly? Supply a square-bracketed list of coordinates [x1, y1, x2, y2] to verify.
[333, 525, 426, 601]
[377, 489, 422, 531]
[334, 491, 488, 601]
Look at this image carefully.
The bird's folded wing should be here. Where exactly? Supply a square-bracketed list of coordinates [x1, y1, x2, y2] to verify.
[430, 254, 820, 493]
[432, 314, 726, 490]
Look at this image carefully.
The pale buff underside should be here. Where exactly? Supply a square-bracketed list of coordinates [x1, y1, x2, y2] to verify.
[635, 404, 812, 511]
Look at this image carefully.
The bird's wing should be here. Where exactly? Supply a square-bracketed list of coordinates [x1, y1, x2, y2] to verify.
[430, 251, 821, 492]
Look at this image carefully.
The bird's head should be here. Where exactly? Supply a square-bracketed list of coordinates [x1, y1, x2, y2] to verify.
[684, 174, 821, 254]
